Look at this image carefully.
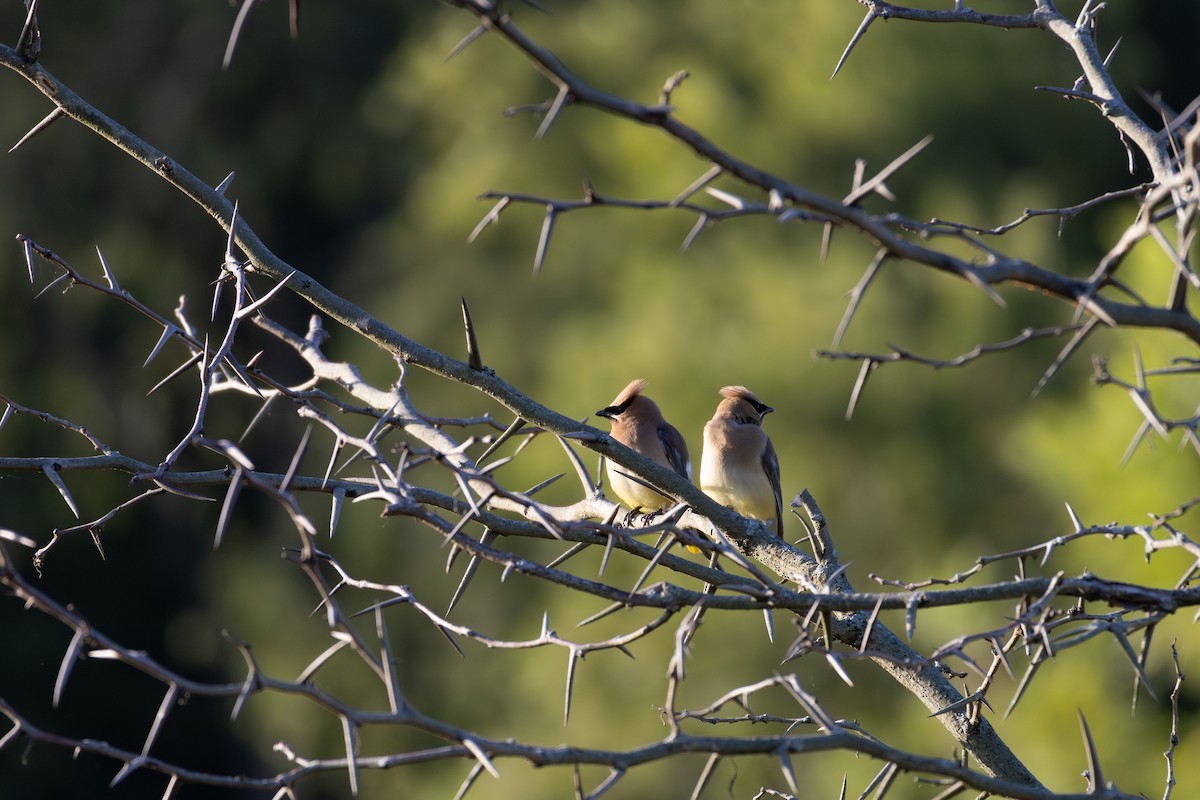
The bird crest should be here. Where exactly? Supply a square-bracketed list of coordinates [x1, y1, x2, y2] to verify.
[610, 378, 649, 408]
[719, 385, 761, 404]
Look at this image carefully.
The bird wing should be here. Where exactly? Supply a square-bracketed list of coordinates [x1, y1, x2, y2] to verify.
[658, 423, 692, 480]
[761, 438, 783, 537]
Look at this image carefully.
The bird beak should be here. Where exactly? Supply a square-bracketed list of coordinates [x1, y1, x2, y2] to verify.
[596, 406, 617, 419]
[761, 405, 775, 417]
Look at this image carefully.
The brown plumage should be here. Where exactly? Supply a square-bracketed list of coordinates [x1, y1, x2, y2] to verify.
[596, 379, 692, 513]
[699, 385, 783, 537]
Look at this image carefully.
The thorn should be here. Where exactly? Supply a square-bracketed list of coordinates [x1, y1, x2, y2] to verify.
[20, 235, 36, 284]
[1064, 502, 1084, 532]
[704, 186, 745, 210]
[223, 0, 260, 69]
[340, 715, 360, 795]
[680, 214, 709, 252]
[9, 107, 63, 154]
[1077, 710, 1106, 791]
[669, 164, 722, 208]
[95, 247, 120, 291]
[832, 7, 875, 79]
[214, 171, 236, 195]
[563, 649, 577, 726]
[53, 629, 84, 708]
[446, 21, 490, 62]
[461, 737, 500, 778]
[448, 531, 496, 614]
[16, 0, 41, 63]
[468, 196, 510, 243]
[461, 297, 483, 370]
[845, 358, 876, 421]
[533, 205, 556, 277]
[42, 463, 79, 518]
[141, 326, 176, 369]
[534, 84, 569, 140]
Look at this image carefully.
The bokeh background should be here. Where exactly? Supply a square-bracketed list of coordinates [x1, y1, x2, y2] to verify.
[1, 1, 1199, 798]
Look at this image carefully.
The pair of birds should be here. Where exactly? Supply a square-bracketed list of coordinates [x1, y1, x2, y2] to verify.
[596, 379, 783, 541]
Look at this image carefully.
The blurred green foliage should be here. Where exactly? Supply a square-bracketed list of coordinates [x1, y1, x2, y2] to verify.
[1, 1, 1199, 798]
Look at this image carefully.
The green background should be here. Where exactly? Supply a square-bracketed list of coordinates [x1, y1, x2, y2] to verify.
[0, 1, 1198, 798]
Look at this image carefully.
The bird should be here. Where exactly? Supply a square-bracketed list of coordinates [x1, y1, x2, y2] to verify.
[595, 378, 692, 516]
[700, 385, 783, 537]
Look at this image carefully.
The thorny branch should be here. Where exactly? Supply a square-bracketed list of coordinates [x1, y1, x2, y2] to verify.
[456, 0, 1200, 433]
[0, 252, 1188, 795]
[0, 2, 1197, 798]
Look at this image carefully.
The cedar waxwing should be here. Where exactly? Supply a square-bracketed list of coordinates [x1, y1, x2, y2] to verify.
[700, 385, 783, 537]
[596, 379, 692, 513]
